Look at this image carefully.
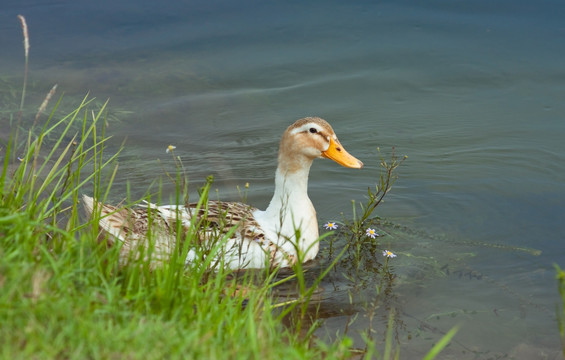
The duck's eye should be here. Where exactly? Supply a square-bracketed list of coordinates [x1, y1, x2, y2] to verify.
[309, 128, 317, 134]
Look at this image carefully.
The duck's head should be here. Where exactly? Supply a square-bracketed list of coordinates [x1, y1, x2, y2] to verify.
[278, 117, 363, 172]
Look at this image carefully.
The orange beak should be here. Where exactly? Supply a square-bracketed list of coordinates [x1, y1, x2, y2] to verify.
[321, 138, 363, 169]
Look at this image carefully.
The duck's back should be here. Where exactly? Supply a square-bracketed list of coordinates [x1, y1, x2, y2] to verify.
[84, 195, 296, 269]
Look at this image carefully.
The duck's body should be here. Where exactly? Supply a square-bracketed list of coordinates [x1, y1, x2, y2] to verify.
[84, 117, 362, 270]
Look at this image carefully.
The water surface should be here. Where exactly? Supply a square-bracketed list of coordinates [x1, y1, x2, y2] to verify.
[2, 0, 564, 357]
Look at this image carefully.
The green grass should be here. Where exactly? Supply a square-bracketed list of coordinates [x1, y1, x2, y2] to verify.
[0, 236, 347, 359]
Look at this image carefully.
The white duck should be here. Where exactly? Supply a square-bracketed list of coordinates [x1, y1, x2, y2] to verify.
[83, 117, 363, 270]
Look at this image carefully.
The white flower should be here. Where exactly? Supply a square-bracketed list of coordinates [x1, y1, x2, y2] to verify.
[323, 222, 338, 230]
[382, 250, 397, 258]
[166, 145, 176, 154]
[366, 228, 379, 239]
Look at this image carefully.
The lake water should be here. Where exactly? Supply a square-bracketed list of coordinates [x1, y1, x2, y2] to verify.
[2, 0, 564, 357]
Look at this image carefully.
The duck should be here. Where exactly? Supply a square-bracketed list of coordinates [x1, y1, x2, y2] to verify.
[83, 117, 363, 270]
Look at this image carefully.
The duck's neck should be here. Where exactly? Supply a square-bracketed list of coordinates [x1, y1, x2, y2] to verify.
[262, 160, 319, 261]
[267, 166, 310, 214]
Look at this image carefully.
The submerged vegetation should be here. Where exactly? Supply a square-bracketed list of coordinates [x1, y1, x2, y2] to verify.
[0, 15, 472, 359]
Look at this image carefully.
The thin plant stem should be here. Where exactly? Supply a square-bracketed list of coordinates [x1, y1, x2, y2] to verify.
[17, 15, 30, 121]
[12, 15, 31, 162]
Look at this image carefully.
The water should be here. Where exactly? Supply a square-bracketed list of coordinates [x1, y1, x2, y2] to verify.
[2, 0, 565, 357]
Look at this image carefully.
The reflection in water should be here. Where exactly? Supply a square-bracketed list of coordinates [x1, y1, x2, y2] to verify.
[261, 227, 402, 356]
[255, 216, 554, 356]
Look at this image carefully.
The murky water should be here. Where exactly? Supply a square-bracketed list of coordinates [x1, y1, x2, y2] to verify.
[2, 0, 565, 357]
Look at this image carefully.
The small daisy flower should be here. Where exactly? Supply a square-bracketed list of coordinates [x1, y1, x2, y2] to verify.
[366, 228, 379, 238]
[323, 222, 338, 230]
[166, 145, 176, 154]
[382, 250, 397, 258]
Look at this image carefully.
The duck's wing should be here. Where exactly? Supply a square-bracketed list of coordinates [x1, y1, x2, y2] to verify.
[83, 195, 269, 268]
[83, 195, 178, 267]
